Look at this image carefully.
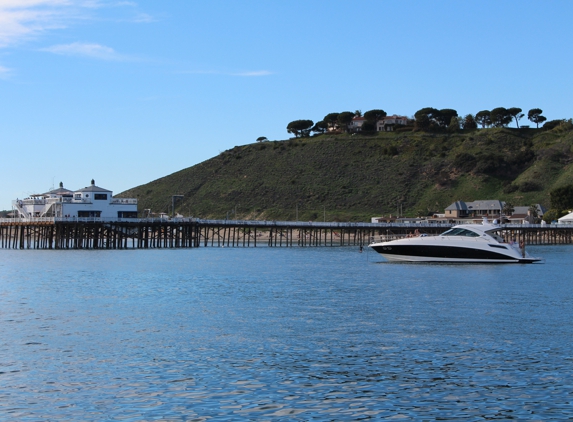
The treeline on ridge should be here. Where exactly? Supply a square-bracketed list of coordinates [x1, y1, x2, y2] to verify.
[284, 107, 573, 138]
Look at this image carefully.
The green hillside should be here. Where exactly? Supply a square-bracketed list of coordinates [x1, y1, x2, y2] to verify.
[119, 126, 573, 221]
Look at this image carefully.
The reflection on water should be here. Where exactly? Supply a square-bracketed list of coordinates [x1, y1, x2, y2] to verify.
[1, 246, 573, 420]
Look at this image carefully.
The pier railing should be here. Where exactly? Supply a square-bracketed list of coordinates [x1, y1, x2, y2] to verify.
[2, 215, 572, 227]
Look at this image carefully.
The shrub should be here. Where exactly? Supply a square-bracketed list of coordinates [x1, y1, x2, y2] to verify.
[453, 152, 477, 172]
[543, 119, 564, 131]
[518, 181, 542, 192]
[394, 126, 414, 133]
[474, 153, 507, 176]
[503, 183, 518, 194]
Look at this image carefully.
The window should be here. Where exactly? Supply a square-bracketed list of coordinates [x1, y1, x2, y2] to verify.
[441, 228, 480, 237]
[118, 211, 138, 218]
[78, 211, 101, 218]
[94, 194, 107, 200]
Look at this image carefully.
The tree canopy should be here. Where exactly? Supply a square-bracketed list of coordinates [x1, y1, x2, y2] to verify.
[528, 108, 547, 128]
[502, 202, 515, 216]
[414, 107, 439, 131]
[286, 119, 313, 138]
[462, 114, 478, 130]
[475, 110, 492, 128]
[490, 107, 513, 127]
[323, 113, 340, 131]
[361, 121, 376, 133]
[413, 108, 458, 131]
[448, 116, 460, 132]
[363, 109, 387, 123]
[337, 111, 355, 132]
[311, 120, 328, 134]
[507, 107, 524, 128]
[550, 184, 573, 210]
[436, 109, 458, 128]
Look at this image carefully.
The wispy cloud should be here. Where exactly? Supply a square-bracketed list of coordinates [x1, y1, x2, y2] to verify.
[178, 69, 274, 77]
[0, 64, 11, 78]
[0, 1, 84, 48]
[42, 41, 132, 60]
[0, 1, 151, 48]
[231, 70, 273, 77]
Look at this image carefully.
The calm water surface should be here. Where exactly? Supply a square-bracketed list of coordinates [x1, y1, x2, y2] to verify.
[1, 245, 572, 421]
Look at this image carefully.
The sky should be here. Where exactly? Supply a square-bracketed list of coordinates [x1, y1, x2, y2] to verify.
[1, 0, 572, 209]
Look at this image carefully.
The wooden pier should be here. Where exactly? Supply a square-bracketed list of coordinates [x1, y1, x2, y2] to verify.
[1, 218, 573, 250]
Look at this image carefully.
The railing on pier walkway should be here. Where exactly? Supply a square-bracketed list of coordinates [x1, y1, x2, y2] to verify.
[1, 217, 573, 249]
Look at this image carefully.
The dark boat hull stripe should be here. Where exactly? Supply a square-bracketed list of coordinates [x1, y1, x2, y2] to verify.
[371, 244, 515, 261]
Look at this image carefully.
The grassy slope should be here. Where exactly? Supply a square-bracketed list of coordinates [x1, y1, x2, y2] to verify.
[119, 127, 573, 221]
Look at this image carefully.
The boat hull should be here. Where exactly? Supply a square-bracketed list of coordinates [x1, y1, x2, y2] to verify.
[370, 243, 541, 263]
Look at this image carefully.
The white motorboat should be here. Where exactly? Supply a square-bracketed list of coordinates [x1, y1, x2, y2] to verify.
[369, 220, 542, 263]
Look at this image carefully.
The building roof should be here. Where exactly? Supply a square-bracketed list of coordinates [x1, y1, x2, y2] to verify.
[466, 200, 504, 211]
[43, 182, 73, 196]
[75, 179, 112, 193]
[512, 205, 546, 216]
[445, 201, 468, 211]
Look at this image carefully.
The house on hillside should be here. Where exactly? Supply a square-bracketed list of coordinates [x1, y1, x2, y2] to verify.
[507, 205, 546, 224]
[377, 115, 410, 132]
[349, 116, 366, 132]
[445, 200, 546, 223]
[445, 200, 504, 219]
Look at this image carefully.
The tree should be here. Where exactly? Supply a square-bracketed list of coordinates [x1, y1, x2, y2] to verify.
[502, 201, 515, 217]
[490, 107, 513, 127]
[363, 109, 387, 123]
[286, 119, 313, 138]
[354, 110, 362, 117]
[323, 112, 340, 131]
[448, 116, 460, 132]
[462, 114, 478, 130]
[337, 111, 355, 133]
[436, 109, 458, 128]
[528, 204, 540, 223]
[361, 121, 376, 133]
[528, 108, 547, 128]
[550, 184, 573, 210]
[507, 107, 524, 128]
[475, 110, 491, 128]
[414, 107, 439, 131]
[542, 209, 567, 223]
[256, 136, 268, 142]
[311, 120, 328, 134]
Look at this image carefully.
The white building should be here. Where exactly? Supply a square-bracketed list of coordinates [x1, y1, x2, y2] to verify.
[558, 211, 573, 224]
[377, 115, 410, 132]
[13, 180, 138, 219]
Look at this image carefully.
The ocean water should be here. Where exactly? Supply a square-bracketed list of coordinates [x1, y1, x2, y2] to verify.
[1, 245, 572, 421]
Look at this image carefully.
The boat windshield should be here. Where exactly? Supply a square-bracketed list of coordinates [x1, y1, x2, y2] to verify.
[441, 228, 481, 237]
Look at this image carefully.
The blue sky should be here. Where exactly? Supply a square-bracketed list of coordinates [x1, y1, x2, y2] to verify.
[1, 0, 572, 209]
